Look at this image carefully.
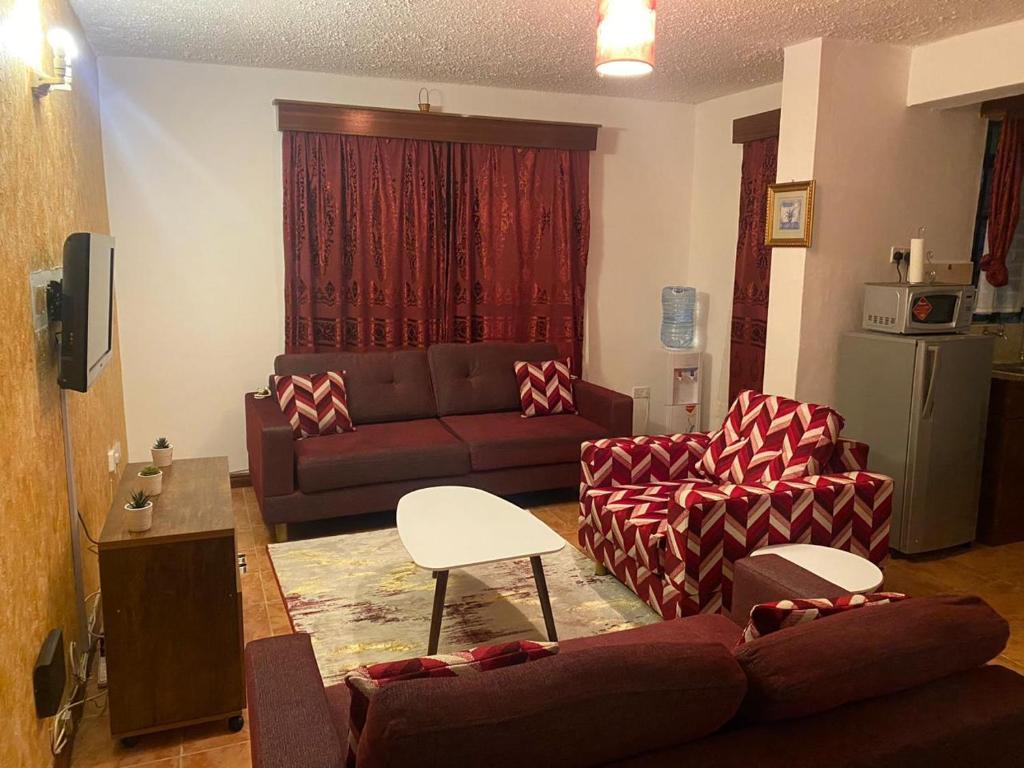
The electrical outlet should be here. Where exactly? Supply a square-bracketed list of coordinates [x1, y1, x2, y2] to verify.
[632, 386, 651, 399]
[890, 246, 911, 264]
[112, 441, 121, 466]
[106, 448, 117, 473]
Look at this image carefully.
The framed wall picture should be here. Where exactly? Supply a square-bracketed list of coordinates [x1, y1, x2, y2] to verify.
[766, 180, 816, 248]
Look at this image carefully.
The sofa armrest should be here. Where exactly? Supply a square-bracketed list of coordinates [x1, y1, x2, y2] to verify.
[663, 472, 894, 616]
[580, 432, 710, 490]
[245, 393, 295, 501]
[825, 438, 870, 472]
[729, 554, 849, 626]
[245, 634, 345, 768]
[574, 379, 633, 437]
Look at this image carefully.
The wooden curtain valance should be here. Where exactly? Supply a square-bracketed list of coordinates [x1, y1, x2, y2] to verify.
[981, 95, 1024, 120]
[274, 99, 600, 151]
[732, 109, 781, 144]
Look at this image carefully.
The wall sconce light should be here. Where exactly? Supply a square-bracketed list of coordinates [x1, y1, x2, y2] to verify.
[32, 27, 77, 98]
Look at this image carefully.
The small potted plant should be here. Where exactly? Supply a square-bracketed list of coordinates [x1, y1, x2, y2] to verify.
[125, 490, 153, 532]
[137, 465, 163, 496]
[151, 437, 173, 467]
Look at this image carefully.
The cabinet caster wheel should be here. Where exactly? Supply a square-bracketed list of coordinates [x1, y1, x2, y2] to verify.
[228, 715, 245, 732]
[120, 736, 140, 748]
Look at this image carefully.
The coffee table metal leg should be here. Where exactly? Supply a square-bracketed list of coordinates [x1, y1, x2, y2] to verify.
[428, 569, 449, 655]
[530, 556, 558, 642]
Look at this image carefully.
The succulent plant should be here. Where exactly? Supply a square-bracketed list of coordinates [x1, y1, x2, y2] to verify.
[153, 437, 171, 449]
[139, 465, 161, 477]
[127, 490, 151, 510]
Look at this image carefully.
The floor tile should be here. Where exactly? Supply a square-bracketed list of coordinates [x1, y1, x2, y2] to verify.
[179, 714, 249, 755]
[180, 741, 251, 768]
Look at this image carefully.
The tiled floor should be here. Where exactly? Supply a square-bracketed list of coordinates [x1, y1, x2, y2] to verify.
[69, 486, 1024, 766]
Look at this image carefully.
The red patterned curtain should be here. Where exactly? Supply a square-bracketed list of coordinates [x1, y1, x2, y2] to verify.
[284, 133, 590, 365]
[283, 132, 451, 352]
[980, 117, 1024, 288]
[450, 144, 591, 371]
[728, 135, 778, 402]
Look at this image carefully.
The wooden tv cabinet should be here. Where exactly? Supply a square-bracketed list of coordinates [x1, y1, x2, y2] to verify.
[99, 457, 244, 744]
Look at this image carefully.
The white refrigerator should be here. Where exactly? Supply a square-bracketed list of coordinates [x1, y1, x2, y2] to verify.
[835, 332, 994, 555]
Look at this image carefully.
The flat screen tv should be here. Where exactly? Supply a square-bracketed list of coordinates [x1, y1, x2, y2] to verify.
[59, 233, 115, 393]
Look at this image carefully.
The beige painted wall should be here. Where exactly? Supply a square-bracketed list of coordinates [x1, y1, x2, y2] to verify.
[98, 57, 695, 468]
[765, 37, 986, 407]
[687, 83, 783, 426]
[908, 18, 1024, 108]
[0, 0, 128, 765]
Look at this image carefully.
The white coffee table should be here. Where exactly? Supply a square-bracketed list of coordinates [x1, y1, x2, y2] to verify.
[751, 543, 884, 594]
[397, 486, 566, 654]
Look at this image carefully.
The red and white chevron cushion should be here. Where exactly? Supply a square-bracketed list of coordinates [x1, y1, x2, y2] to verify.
[514, 358, 576, 417]
[697, 390, 844, 484]
[739, 592, 908, 644]
[273, 371, 354, 438]
[343, 640, 557, 766]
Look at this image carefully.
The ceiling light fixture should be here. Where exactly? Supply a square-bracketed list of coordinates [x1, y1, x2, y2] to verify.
[595, 0, 656, 77]
[32, 27, 78, 98]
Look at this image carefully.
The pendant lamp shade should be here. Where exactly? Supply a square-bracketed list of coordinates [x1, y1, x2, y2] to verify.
[595, 0, 656, 77]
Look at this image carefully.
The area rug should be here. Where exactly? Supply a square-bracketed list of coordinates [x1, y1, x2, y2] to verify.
[268, 528, 659, 685]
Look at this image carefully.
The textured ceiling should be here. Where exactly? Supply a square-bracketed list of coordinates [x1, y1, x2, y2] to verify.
[70, 0, 1024, 102]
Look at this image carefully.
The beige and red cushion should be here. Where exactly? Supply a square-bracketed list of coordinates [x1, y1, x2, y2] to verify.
[343, 640, 557, 766]
[273, 371, 354, 439]
[739, 592, 908, 644]
[698, 390, 844, 484]
[514, 358, 576, 417]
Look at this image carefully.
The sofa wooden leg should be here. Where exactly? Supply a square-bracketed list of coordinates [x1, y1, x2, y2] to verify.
[595, 562, 608, 577]
[273, 523, 288, 543]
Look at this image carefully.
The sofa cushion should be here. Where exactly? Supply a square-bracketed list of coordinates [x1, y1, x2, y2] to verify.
[734, 594, 1010, 723]
[345, 640, 557, 766]
[275, 350, 436, 425]
[274, 372, 355, 438]
[357, 642, 747, 768]
[739, 592, 908, 644]
[428, 342, 559, 416]
[294, 419, 470, 493]
[699, 390, 844, 484]
[514, 358, 577, 417]
[441, 411, 606, 471]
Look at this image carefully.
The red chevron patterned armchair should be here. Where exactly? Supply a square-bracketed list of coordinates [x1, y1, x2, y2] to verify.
[579, 390, 893, 619]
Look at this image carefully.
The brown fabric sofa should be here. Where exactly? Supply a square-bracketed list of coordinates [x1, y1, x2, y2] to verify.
[245, 595, 1024, 768]
[245, 342, 632, 539]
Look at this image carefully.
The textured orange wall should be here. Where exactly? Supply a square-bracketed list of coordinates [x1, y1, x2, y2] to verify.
[0, 1, 128, 765]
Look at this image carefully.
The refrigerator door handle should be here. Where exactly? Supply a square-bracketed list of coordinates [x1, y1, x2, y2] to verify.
[921, 345, 941, 420]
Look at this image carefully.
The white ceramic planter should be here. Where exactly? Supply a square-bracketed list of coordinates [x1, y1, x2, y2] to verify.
[125, 501, 154, 532]
[138, 470, 163, 496]
[151, 445, 173, 467]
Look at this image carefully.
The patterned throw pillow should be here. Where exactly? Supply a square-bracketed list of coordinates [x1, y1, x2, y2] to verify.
[739, 593, 908, 644]
[514, 358, 576, 417]
[273, 371, 355, 439]
[698, 390, 844, 484]
[343, 640, 558, 766]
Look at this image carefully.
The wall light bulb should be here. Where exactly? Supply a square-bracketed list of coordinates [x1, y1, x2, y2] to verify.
[47, 27, 77, 60]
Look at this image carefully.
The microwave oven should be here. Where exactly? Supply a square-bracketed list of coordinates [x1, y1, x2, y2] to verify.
[862, 282, 975, 335]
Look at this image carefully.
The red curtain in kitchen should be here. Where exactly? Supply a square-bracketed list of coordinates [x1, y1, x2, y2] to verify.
[449, 144, 591, 371]
[283, 132, 451, 352]
[980, 117, 1024, 288]
[728, 135, 779, 402]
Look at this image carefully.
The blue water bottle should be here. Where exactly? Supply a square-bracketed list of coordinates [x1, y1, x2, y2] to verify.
[661, 286, 696, 349]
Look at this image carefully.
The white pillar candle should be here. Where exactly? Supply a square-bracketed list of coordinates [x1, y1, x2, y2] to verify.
[909, 238, 926, 283]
